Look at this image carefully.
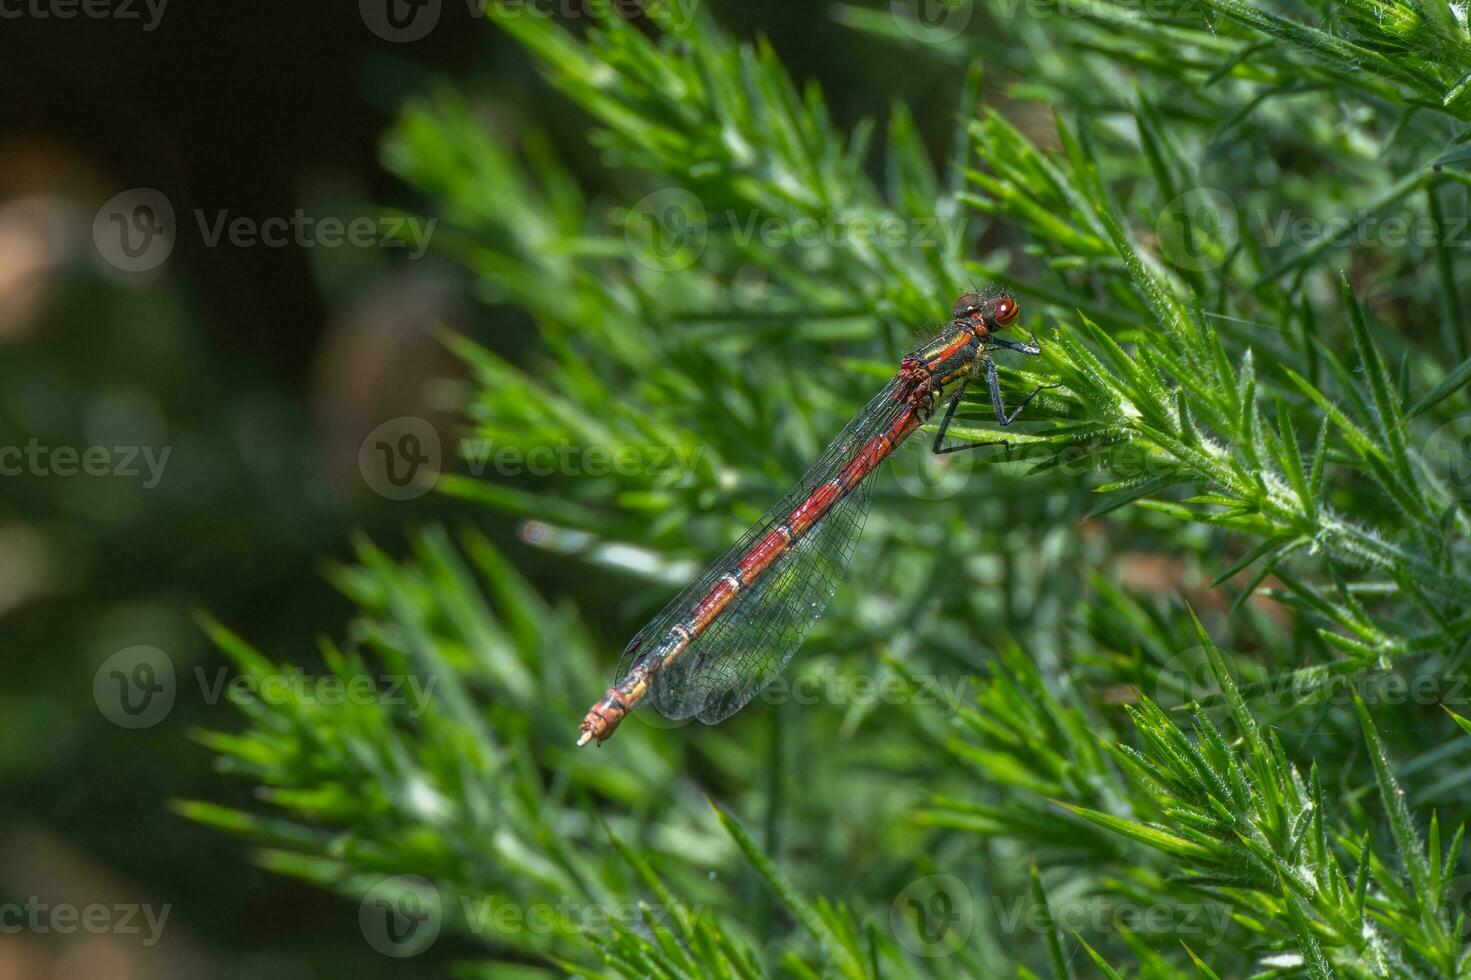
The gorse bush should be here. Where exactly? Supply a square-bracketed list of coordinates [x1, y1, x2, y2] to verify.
[184, 0, 1471, 976]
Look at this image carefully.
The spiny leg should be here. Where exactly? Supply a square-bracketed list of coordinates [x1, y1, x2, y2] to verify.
[930, 356, 1057, 456]
[931, 380, 982, 455]
[989, 328, 1043, 356]
[931, 372, 1017, 456]
[986, 356, 1057, 426]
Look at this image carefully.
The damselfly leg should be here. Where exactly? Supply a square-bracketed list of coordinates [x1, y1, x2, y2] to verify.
[931, 328, 1058, 455]
[990, 329, 1044, 357]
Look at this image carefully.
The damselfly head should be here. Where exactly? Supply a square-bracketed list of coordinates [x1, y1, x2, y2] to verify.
[952, 287, 1020, 331]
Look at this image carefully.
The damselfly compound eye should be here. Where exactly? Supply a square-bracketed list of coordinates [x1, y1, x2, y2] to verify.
[993, 296, 1019, 326]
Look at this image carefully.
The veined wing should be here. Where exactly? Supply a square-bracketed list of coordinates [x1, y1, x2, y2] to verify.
[613, 376, 916, 724]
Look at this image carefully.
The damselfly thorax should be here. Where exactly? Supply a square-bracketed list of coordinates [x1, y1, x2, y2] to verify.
[578, 287, 1051, 745]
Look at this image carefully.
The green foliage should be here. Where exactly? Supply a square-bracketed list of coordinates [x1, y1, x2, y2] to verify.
[186, 0, 1471, 976]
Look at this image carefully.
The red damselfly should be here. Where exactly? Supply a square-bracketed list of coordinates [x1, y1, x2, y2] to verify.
[578, 288, 1052, 745]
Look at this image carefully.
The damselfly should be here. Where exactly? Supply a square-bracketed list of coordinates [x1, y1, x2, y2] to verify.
[578, 288, 1052, 745]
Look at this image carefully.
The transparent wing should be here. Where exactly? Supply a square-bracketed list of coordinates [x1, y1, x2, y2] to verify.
[613, 378, 908, 724]
[670, 479, 873, 723]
